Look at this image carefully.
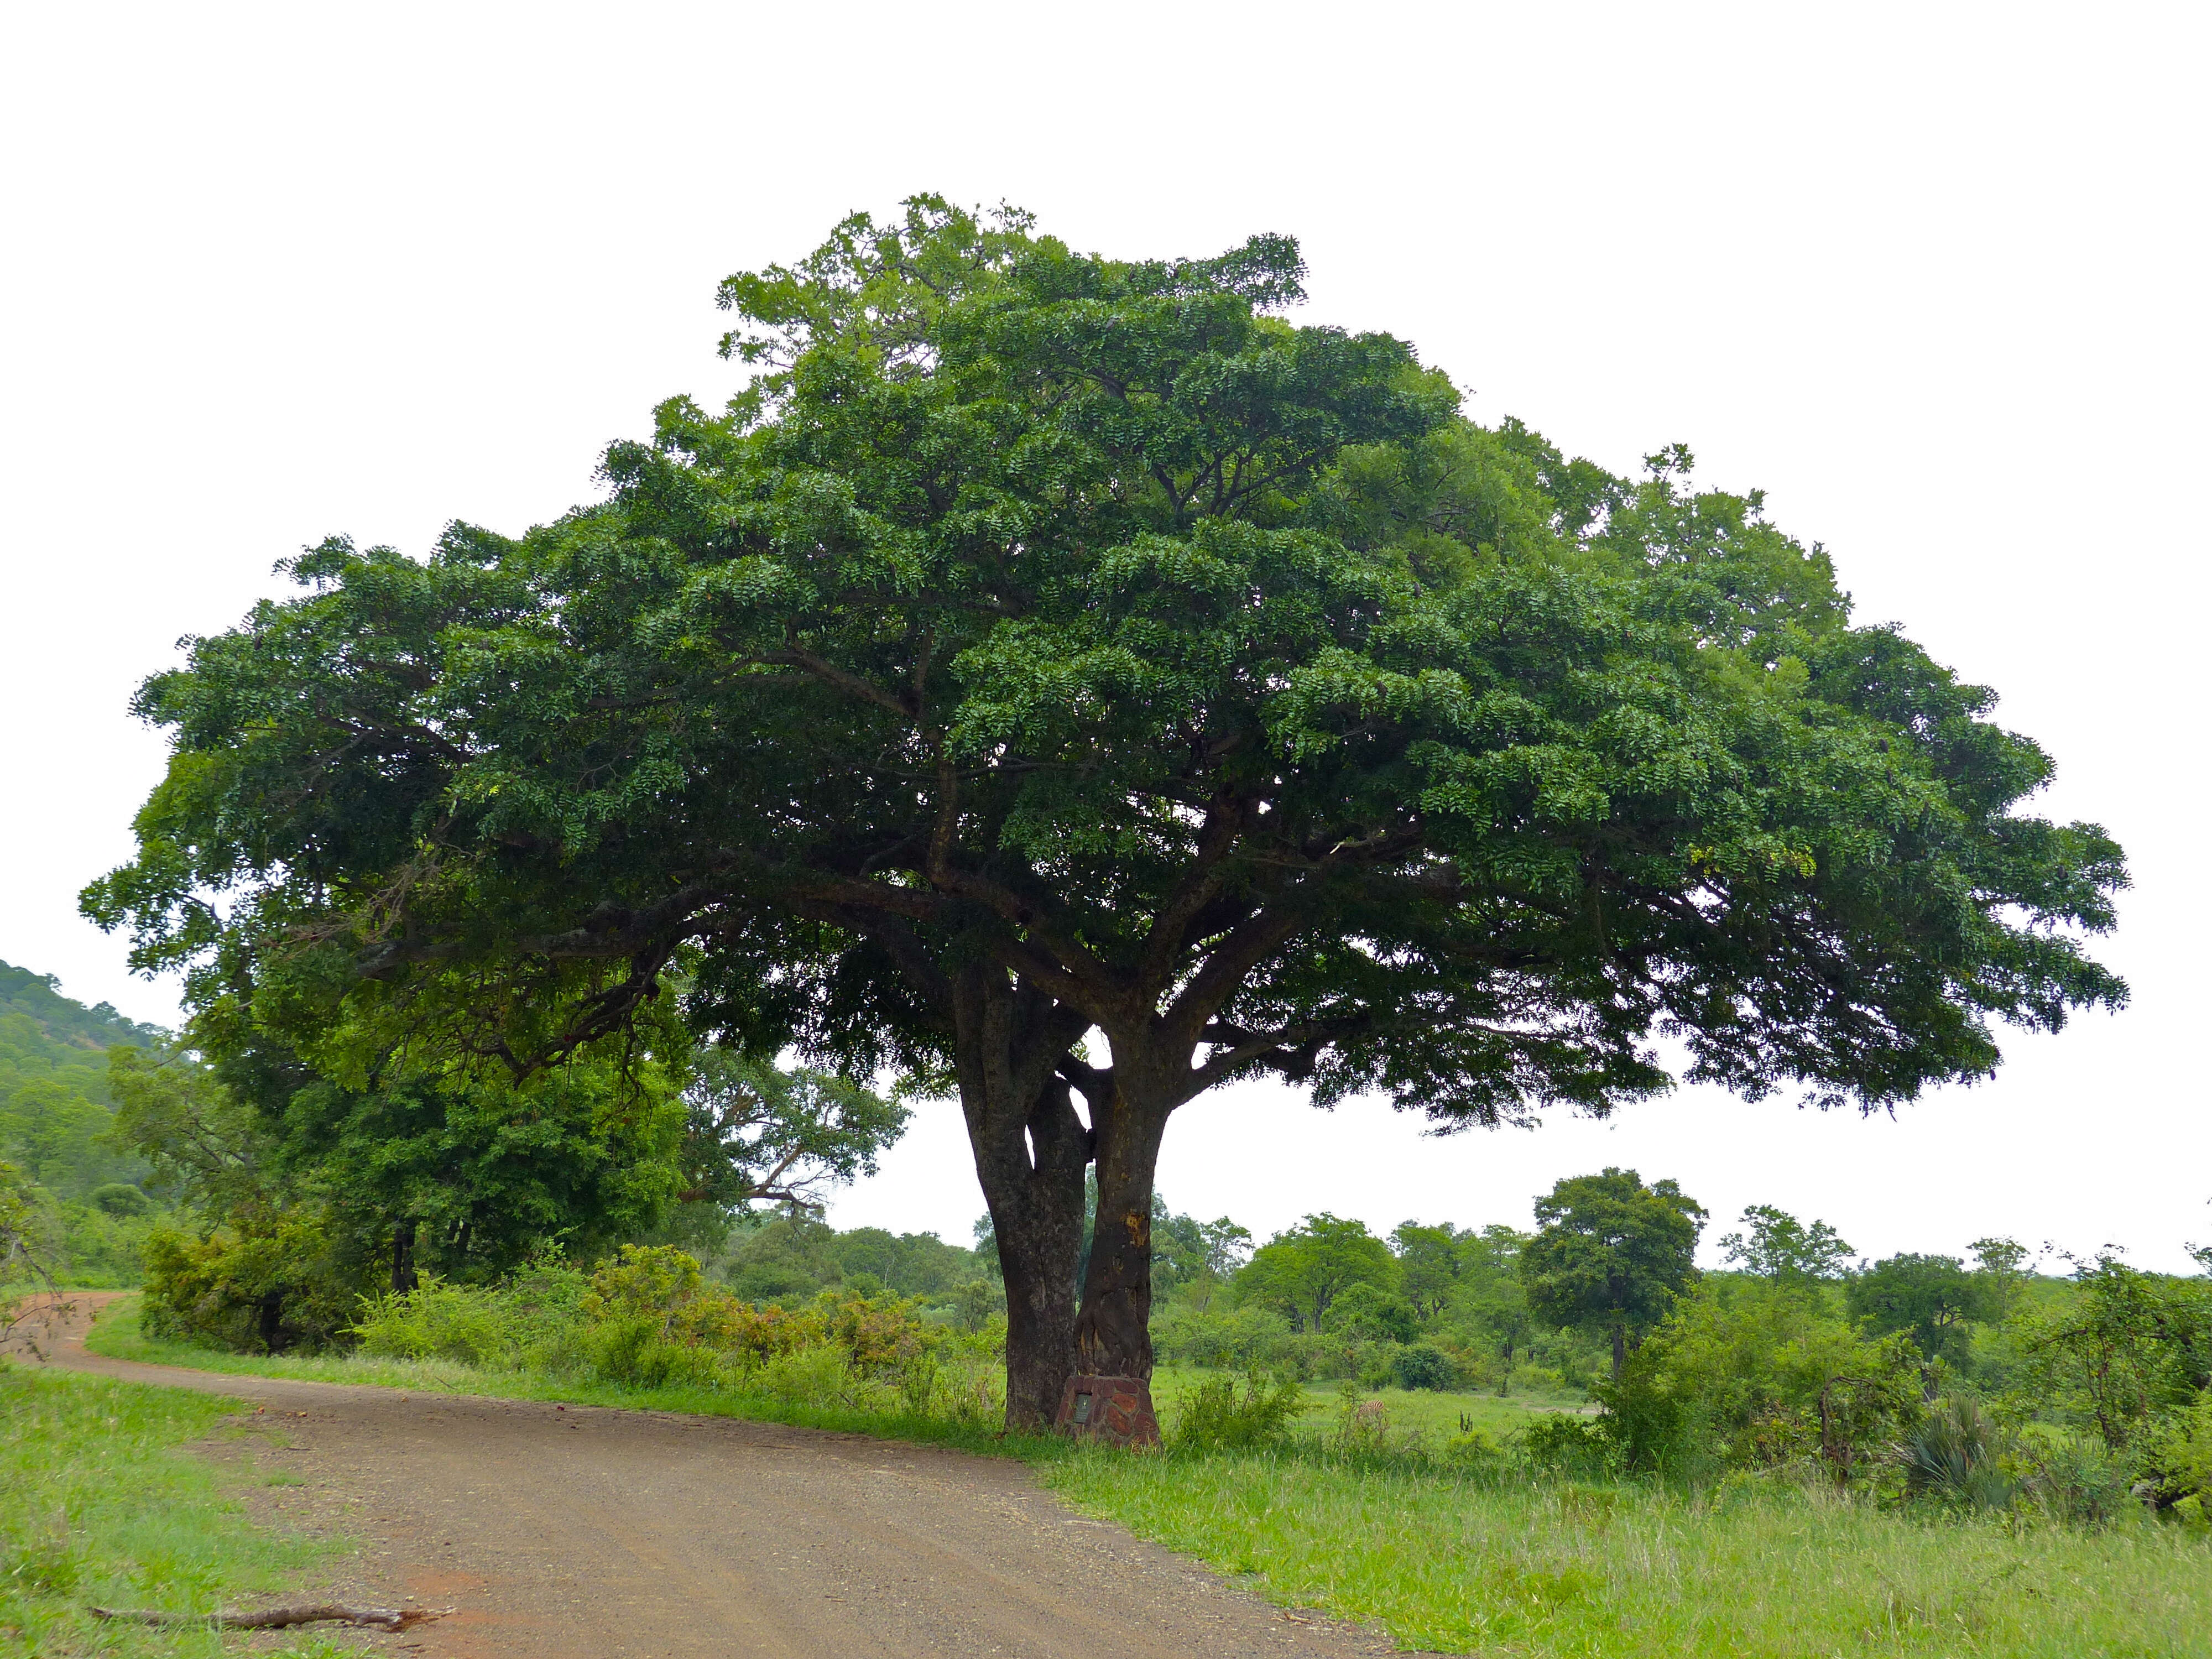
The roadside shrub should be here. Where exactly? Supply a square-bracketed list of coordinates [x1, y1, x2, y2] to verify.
[585, 1315, 726, 1389]
[354, 1275, 519, 1367]
[1392, 1343, 1462, 1391]
[1172, 1369, 1308, 1452]
[756, 1343, 862, 1408]
[140, 1211, 354, 1353]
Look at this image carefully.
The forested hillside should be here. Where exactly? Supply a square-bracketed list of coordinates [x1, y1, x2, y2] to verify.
[0, 958, 169, 1282]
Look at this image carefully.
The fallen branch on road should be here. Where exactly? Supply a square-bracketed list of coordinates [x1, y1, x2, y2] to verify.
[91, 1603, 452, 1631]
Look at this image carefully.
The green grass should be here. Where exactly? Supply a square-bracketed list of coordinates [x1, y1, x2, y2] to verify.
[87, 1298, 2212, 1656]
[0, 1360, 346, 1658]
[1149, 1363, 1589, 1445]
[1042, 1451, 2212, 1657]
[87, 1295, 1067, 1461]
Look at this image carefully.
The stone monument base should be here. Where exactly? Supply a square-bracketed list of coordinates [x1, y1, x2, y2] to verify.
[1053, 1373, 1161, 1448]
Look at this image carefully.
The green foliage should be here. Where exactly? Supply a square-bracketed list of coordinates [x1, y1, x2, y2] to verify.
[1234, 1213, 1399, 1332]
[1152, 1301, 1295, 1370]
[1390, 1342, 1462, 1391]
[1171, 1369, 1310, 1452]
[2143, 1391, 2212, 1510]
[139, 1211, 356, 1353]
[1717, 1204, 1853, 1285]
[675, 1048, 909, 1213]
[1321, 1279, 1419, 1342]
[1522, 1168, 1705, 1376]
[722, 1211, 995, 1305]
[1897, 1395, 2017, 1510]
[0, 962, 175, 1286]
[1590, 1277, 1922, 1480]
[1845, 1252, 1991, 1370]
[2012, 1251, 2212, 1452]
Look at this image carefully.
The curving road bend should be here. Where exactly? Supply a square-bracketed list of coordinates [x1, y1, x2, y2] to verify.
[15, 1296, 1396, 1658]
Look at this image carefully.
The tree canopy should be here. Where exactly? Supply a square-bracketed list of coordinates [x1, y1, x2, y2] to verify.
[1234, 1213, 1400, 1332]
[84, 196, 2130, 1428]
[1522, 1167, 1708, 1379]
[1719, 1204, 1855, 1285]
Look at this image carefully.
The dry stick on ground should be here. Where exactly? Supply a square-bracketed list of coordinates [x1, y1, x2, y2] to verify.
[91, 1603, 452, 1631]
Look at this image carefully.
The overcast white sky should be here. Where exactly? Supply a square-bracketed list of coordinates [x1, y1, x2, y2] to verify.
[3, 4, 2204, 1270]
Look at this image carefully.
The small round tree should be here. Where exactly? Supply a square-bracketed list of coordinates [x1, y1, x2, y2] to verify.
[1522, 1168, 1708, 1380]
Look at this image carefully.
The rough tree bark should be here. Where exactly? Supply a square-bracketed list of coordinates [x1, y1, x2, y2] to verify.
[950, 966, 1093, 1431]
[1070, 1068, 1172, 1384]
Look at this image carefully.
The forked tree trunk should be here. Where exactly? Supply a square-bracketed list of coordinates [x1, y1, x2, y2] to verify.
[951, 968, 1092, 1431]
[1071, 1072, 1173, 1381]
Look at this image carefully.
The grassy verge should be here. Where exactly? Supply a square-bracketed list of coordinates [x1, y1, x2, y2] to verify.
[0, 1361, 345, 1659]
[1148, 1363, 1587, 1443]
[1042, 1451, 2212, 1657]
[87, 1295, 1068, 1462]
[87, 1297, 2212, 1657]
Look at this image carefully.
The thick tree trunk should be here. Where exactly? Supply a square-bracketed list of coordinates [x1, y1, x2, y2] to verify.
[951, 967, 1091, 1431]
[1610, 1322, 1626, 1384]
[977, 1076, 1091, 1429]
[1071, 1073, 1172, 1381]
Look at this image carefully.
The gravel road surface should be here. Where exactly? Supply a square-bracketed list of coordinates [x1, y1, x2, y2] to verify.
[19, 1295, 1398, 1658]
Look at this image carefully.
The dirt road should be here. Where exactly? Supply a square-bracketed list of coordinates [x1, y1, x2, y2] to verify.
[22, 1296, 1395, 1658]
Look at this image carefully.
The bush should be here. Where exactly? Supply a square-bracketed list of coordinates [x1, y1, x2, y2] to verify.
[2142, 1392, 2212, 1510]
[1521, 1411, 1613, 1479]
[1151, 1302, 1291, 1370]
[755, 1343, 862, 1408]
[87, 1183, 152, 1218]
[2019, 1433, 2139, 1528]
[1588, 1280, 1924, 1481]
[354, 1275, 520, 1366]
[1173, 1369, 1310, 1452]
[1392, 1343, 1462, 1391]
[1897, 1396, 2016, 1510]
[140, 1211, 355, 1353]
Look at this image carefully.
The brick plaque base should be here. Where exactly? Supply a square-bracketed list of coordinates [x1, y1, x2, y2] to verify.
[1053, 1373, 1161, 1448]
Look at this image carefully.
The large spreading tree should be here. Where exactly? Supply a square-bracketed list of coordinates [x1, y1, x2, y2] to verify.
[85, 197, 2128, 1430]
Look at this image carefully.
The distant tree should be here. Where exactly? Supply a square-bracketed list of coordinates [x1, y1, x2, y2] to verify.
[1969, 1235, 2034, 1324]
[675, 1049, 909, 1214]
[1845, 1253, 1991, 1386]
[1718, 1204, 1854, 1285]
[1154, 1202, 1252, 1298]
[1321, 1278, 1420, 1342]
[1522, 1168, 1707, 1380]
[1444, 1224, 1538, 1379]
[1234, 1213, 1399, 1332]
[1392, 1221, 1472, 1318]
